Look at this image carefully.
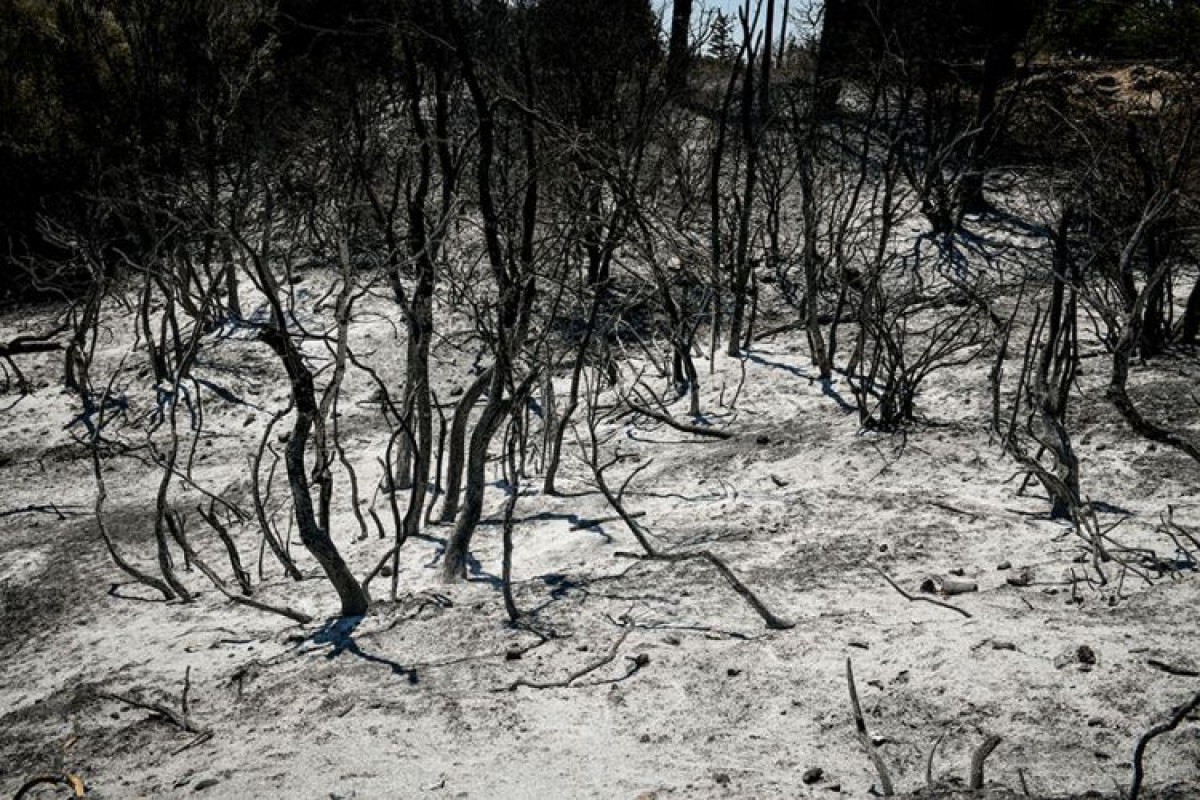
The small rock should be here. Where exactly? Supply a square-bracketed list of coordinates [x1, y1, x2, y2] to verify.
[802, 767, 824, 785]
[504, 647, 523, 661]
[848, 640, 870, 650]
[243, 414, 255, 427]
[726, 668, 742, 677]
[639, 733, 651, 743]
[949, 567, 965, 577]
[826, 785, 842, 793]
[277, 430, 290, 443]
[380, 565, 393, 577]
[769, 473, 789, 487]
[663, 635, 682, 646]
[631, 653, 651, 668]
[991, 641, 1017, 651]
[756, 434, 770, 445]
[713, 773, 731, 786]
[194, 778, 219, 791]
[1007, 567, 1034, 587]
[1054, 644, 1098, 669]
[1087, 717, 1106, 728]
[997, 561, 1012, 571]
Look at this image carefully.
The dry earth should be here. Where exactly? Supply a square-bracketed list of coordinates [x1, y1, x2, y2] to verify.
[1, 244, 1198, 799]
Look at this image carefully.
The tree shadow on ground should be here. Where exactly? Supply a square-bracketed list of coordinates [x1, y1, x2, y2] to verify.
[309, 616, 418, 683]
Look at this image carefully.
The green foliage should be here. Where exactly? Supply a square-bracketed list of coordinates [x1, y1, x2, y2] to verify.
[709, 11, 737, 62]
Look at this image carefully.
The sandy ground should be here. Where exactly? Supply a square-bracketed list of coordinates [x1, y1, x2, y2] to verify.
[1, 254, 1198, 799]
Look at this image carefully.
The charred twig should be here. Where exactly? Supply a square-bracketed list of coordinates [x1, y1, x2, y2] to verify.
[925, 733, 945, 791]
[583, 415, 792, 630]
[968, 733, 1002, 790]
[569, 511, 645, 531]
[613, 550, 793, 629]
[197, 501, 252, 595]
[361, 543, 400, 599]
[1146, 659, 1200, 678]
[846, 658, 895, 797]
[0, 503, 79, 520]
[98, 668, 209, 737]
[167, 512, 312, 625]
[499, 626, 636, 691]
[867, 563, 972, 618]
[1129, 690, 1200, 800]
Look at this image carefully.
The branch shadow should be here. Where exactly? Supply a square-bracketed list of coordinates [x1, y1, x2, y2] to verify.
[477, 510, 615, 543]
[309, 616, 419, 683]
[107, 582, 168, 603]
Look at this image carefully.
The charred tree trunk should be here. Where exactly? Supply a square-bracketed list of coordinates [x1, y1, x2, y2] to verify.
[727, 37, 760, 357]
[439, 370, 492, 523]
[666, 0, 694, 96]
[250, 188, 367, 617]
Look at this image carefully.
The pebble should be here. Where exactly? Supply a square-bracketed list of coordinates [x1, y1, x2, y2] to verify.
[802, 767, 824, 785]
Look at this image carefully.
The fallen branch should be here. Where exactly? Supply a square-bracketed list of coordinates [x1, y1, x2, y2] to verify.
[168, 512, 312, 625]
[583, 421, 792, 630]
[868, 563, 972, 618]
[98, 667, 209, 737]
[625, 399, 734, 440]
[928, 500, 978, 521]
[0, 334, 64, 358]
[570, 511, 645, 531]
[0, 503, 78, 520]
[614, 550, 793, 629]
[847, 658, 895, 797]
[1146, 659, 1200, 678]
[13, 773, 85, 799]
[499, 627, 636, 691]
[1129, 690, 1200, 800]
